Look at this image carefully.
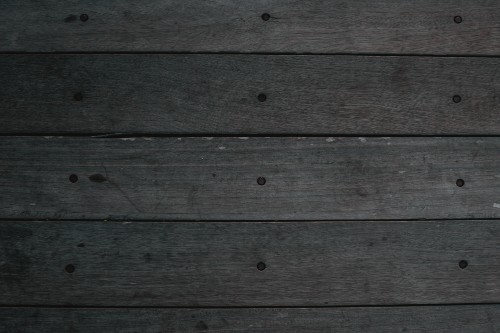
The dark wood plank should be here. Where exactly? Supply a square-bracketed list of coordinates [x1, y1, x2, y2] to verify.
[1, 305, 500, 332]
[1, 55, 500, 135]
[1, 1, 500, 54]
[1, 137, 500, 220]
[1, 220, 500, 306]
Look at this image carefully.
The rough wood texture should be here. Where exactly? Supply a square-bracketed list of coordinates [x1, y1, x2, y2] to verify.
[1, 1, 500, 54]
[1, 305, 500, 332]
[1, 136, 500, 220]
[1, 55, 500, 135]
[1, 220, 500, 306]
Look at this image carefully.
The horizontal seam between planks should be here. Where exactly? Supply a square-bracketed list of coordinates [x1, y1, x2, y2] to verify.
[1, 218, 500, 223]
[1, 302, 500, 310]
[2, 51, 500, 58]
[5, 133, 500, 138]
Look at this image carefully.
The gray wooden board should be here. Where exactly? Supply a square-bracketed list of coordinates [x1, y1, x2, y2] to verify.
[0, 220, 500, 306]
[1, 305, 500, 332]
[1, 137, 500, 220]
[1, 55, 500, 135]
[1, 1, 500, 54]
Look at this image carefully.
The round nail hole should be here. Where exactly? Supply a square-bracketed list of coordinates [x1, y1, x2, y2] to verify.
[459, 260, 468, 269]
[258, 93, 267, 102]
[453, 95, 462, 103]
[69, 174, 78, 183]
[74, 92, 83, 101]
[65, 264, 75, 273]
[80, 14, 89, 22]
[257, 262, 266, 271]
[456, 179, 465, 187]
[257, 177, 266, 185]
[261, 13, 271, 21]
[454, 16, 462, 24]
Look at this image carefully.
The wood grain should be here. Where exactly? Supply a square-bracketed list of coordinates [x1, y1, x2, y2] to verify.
[1, 54, 500, 135]
[1, 1, 500, 54]
[1, 220, 500, 306]
[1, 136, 500, 220]
[1, 305, 500, 332]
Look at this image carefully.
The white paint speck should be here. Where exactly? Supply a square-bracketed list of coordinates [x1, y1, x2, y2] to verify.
[218, 146, 226, 150]
[359, 137, 367, 143]
[177, 138, 182, 141]
[326, 137, 335, 142]
[398, 171, 406, 174]
[121, 138, 136, 141]
[143, 137, 153, 141]
[493, 203, 500, 209]
[44, 136, 53, 140]
[123, 221, 132, 224]
[238, 137, 249, 140]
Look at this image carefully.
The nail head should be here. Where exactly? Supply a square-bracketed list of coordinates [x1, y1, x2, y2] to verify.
[69, 174, 78, 183]
[74, 92, 83, 101]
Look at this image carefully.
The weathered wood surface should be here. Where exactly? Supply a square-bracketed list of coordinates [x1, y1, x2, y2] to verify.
[1, 136, 500, 220]
[1, 305, 500, 332]
[1, 55, 500, 135]
[1, 220, 499, 306]
[1, 1, 500, 54]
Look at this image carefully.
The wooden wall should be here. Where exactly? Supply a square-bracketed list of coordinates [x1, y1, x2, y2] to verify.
[1, 1, 500, 332]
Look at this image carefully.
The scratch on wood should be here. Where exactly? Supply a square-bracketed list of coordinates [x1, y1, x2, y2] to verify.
[101, 164, 143, 213]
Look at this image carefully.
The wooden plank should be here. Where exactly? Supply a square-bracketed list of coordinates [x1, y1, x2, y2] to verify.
[1, 55, 500, 135]
[0, 220, 499, 306]
[1, 136, 500, 220]
[1, 1, 500, 54]
[1, 305, 500, 332]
